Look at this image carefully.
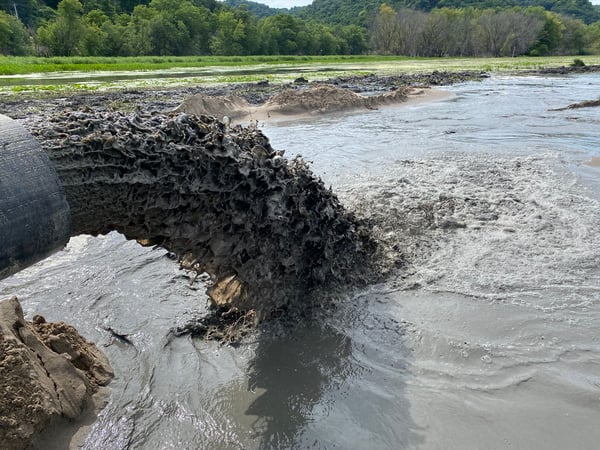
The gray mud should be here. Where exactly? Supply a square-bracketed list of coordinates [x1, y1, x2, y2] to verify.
[25, 110, 378, 324]
[0, 71, 485, 120]
[0, 71, 484, 329]
[531, 64, 600, 75]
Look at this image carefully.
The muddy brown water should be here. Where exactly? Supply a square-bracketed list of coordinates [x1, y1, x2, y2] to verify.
[2, 73, 600, 449]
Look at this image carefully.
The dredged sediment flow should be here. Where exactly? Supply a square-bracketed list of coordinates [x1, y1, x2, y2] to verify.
[25, 110, 377, 317]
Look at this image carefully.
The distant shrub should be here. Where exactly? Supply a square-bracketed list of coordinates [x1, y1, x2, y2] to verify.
[571, 58, 586, 67]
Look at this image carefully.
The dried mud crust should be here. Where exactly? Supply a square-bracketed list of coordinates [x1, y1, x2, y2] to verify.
[26, 110, 379, 324]
[0, 296, 112, 450]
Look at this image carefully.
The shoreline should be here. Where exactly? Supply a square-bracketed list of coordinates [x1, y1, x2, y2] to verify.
[0, 70, 481, 121]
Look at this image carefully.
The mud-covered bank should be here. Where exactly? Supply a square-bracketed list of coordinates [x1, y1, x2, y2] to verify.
[530, 64, 600, 75]
[0, 70, 485, 120]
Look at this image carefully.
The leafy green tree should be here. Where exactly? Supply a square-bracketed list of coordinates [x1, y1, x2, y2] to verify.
[305, 20, 342, 54]
[172, 1, 213, 54]
[148, 14, 188, 55]
[336, 24, 369, 54]
[210, 8, 251, 55]
[529, 11, 564, 55]
[371, 3, 402, 54]
[558, 16, 586, 54]
[584, 20, 600, 53]
[1, 0, 55, 27]
[257, 14, 304, 54]
[81, 9, 108, 54]
[121, 4, 155, 55]
[36, 0, 88, 55]
[0, 10, 31, 54]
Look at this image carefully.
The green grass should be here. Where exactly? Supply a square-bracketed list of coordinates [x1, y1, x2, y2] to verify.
[1, 55, 599, 76]
[0, 55, 410, 75]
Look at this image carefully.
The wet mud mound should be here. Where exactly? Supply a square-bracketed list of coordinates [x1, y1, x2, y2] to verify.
[26, 111, 377, 320]
[262, 84, 410, 115]
[175, 84, 413, 122]
[0, 296, 112, 450]
[172, 93, 253, 120]
[263, 84, 372, 115]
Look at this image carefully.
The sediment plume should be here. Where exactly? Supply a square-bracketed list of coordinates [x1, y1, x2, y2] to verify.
[0, 296, 112, 450]
[25, 110, 377, 318]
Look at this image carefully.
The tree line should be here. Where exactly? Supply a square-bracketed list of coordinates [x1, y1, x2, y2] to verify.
[1, 0, 600, 56]
[371, 4, 600, 56]
[0, 0, 368, 56]
[299, 0, 600, 27]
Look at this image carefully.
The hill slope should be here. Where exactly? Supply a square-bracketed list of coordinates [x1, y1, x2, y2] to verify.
[296, 0, 600, 25]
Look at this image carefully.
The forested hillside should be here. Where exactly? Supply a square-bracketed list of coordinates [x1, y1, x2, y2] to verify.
[1, 0, 600, 57]
[299, 0, 600, 25]
[223, 0, 283, 18]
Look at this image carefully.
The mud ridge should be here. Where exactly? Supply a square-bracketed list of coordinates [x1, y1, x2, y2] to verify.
[550, 97, 600, 111]
[174, 84, 416, 123]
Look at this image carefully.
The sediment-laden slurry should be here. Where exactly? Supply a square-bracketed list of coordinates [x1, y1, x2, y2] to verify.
[0, 296, 112, 450]
[26, 111, 377, 319]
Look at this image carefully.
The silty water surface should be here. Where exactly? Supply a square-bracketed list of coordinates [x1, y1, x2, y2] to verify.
[1, 73, 599, 449]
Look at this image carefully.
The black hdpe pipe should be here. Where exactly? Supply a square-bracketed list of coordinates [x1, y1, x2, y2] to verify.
[0, 114, 71, 280]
